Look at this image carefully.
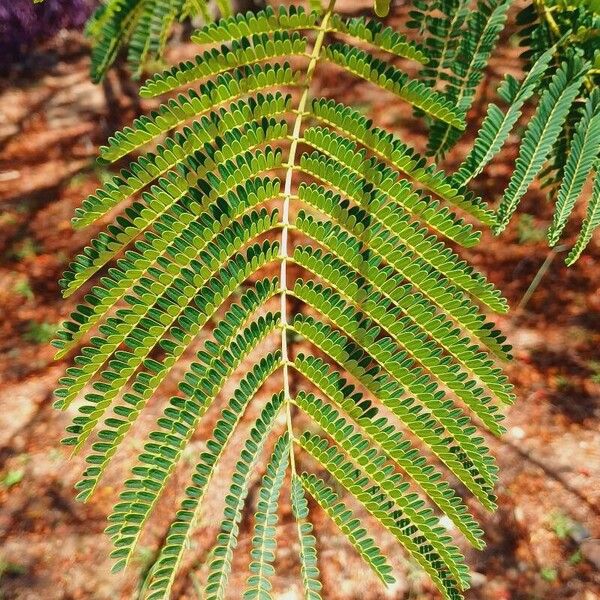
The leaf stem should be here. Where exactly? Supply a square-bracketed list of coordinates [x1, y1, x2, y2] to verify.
[280, 0, 336, 475]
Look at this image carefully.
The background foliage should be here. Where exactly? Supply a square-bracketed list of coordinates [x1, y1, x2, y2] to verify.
[0, 1, 599, 599]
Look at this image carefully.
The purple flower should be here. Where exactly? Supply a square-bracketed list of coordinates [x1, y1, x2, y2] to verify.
[0, 0, 94, 60]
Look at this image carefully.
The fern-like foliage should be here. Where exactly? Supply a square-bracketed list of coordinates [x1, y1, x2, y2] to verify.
[452, 46, 556, 188]
[407, 0, 470, 91]
[406, 0, 600, 262]
[567, 159, 600, 265]
[445, 1, 600, 262]
[494, 54, 590, 232]
[546, 89, 600, 249]
[407, 0, 510, 159]
[504, 1, 600, 259]
[517, 1, 600, 87]
[55, 3, 514, 599]
[86, 0, 233, 82]
[426, 0, 510, 158]
[455, 49, 599, 261]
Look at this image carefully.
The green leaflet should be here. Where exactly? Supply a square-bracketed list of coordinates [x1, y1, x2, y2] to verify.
[57, 226, 280, 422]
[192, 6, 319, 44]
[55, 176, 281, 357]
[290, 475, 322, 600]
[97, 92, 292, 174]
[322, 43, 465, 129]
[109, 317, 282, 569]
[328, 14, 426, 62]
[291, 278, 505, 434]
[55, 5, 513, 600]
[291, 242, 514, 405]
[301, 473, 395, 585]
[408, 0, 510, 158]
[104, 68, 298, 161]
[515, 0, 600, 197]
[566, 164, 600, 265]
[60, 143, 284, 297]
[374, 0, 391, 17]
[289, 316, 500, 501]
[309, 98, 494, 224]
[205, 394, 284, 600]
[292, 354, 485, 548]
[86, 0, 231, 82]
[427, 0, 511, 159]
[145, 352, 283, 600]
[294, 182, 506, 314]
[299, 434, 464, 600]
[292, 202, 505, 351]
[141, 32, 308, 96]
[244, 434, 290, 599]
[295, 391, 467, 587]
[78, 278, 280, 502]
[548, 90, 600, 246]
[64, 244, 279, 458]
[299, 135, 481, 247]
[453, 48, 555, 187]
[446, 7, 599, 262]
[495, 55, 589, 234]
[193, 6, 426, 62]
[413, 0, 470, 91]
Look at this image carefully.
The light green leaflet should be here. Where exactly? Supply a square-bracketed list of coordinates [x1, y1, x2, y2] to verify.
[427, 0, 511, 159]
[55, 4, 513, 600]
[566, 163, 600, 265]
[453, 48, 555, 187]
[86, 0, 233, 81]
[548, 90, 600, 247]
[495, 55, 589, 234]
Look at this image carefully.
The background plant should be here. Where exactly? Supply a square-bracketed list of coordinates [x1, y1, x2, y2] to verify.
[85, 0, 235, 81]
[411, 0, 600, 264]
[23, 0, 237, 81]
[53, 1, 515, 598]
[25, 0, 600, 266]
[0, 0, 92, 65]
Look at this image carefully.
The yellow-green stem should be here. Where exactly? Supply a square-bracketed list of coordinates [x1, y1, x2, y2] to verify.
[280, 0, 336, 474]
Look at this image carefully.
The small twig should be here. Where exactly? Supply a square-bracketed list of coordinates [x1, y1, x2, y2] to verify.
[190, 571, 203, 599]
[517, 244, 568, 310]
